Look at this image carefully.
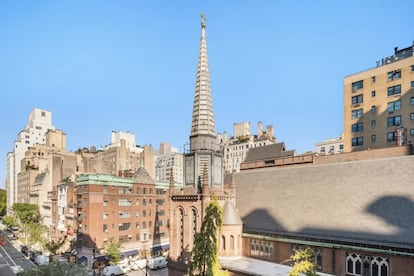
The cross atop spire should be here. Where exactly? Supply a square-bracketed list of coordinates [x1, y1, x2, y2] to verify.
[200, 13, 206, 28]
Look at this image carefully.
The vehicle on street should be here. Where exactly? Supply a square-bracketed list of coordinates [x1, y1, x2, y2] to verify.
[35, 254, 49, 265]
[102, 265, 124, 275]
[29, 250, 43, 262]
[130, 259, 146, 271]
[148, 256, 168, 270]
[20, 245, 29, 256]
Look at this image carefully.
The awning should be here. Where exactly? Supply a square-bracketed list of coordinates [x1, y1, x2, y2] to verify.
[94, 255, 109, 262]
[121, 249, 139, 257]
[151, 244, 169, 251]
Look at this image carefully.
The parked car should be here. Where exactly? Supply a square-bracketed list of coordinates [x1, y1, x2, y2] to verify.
[34, 254, 49, 265]
[102, 265, 124, 276]
[29, 250, 42, 262]
[20, 245, 29, 256]
[130, 259, 146, 271]
[147, 256, 168, 270]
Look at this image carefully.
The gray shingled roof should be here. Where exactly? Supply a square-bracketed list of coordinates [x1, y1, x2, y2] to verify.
[222, 200, 242, 225]
[236, 155, 414, 249]
[244, 142, 295, 163]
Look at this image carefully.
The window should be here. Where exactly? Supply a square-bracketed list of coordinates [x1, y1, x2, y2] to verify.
[346, 252, 388, 276]
[352, 137, 363, 147]
[387, 85, 401, 96]
[387, 115, 401, 126]
[371, 120, 377, 127]
[103, 212, 108, 220]
[371, 76, 376, 83]
[136, 211, 140, 217]
[411, 97, 414, 105]
[371, 90, 376, 97]
[352, 94, 363, 105]
[320, 147, 325, 154]
[352, 80, 363, 91]
[352, 123, 363, 133]
[103, 200, 108, 207]
[103, 186, 108, 193]
[411, 129, 414, 136]
[387, 132, 396, 142]
[411, 113, 414, 120]
[119, 199, 132, 206]
[371, 135, 376, 142]
[103, 224, 108, 233]
[352, 109, 363, 119]
[387, 100, 401, 113]
[119, 211, 131, 219]
[118, 222, 131, 231]
[136, 187, 140, 194]
[411, 65, 414, 71]
[371, 106, 376, 113]
[136, 199, 140, 206]
[387, 69, 401, 81]
[411, 81, 414, 88]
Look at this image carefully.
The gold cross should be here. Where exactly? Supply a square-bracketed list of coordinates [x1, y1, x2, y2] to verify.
[200, 13, 206, 28]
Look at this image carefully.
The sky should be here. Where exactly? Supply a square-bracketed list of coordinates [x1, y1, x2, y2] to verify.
[1, 1, 413, 188]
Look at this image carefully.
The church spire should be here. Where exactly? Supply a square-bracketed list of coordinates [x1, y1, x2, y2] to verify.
[190, 13, 217, 152]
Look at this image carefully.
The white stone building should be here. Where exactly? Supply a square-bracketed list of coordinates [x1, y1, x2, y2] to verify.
[155, 142, 183, 186]
[218, 121, 276, 173]
[6, 108, 55, 212]
[315, 132, 344, 155]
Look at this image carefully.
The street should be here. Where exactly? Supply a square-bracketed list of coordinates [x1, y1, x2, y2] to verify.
[126, 267, 168, 276]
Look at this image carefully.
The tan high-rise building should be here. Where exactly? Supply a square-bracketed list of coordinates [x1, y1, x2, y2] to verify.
[344, 43, 414, 152]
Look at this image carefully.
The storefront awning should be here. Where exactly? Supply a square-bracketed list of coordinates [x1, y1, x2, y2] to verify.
[121, 249, 139, 257]
[151, 244, 169, 251]
[94, 255, 109, 262]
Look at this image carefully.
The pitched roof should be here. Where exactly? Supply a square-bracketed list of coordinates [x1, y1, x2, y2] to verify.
[133, 167, 155, 185]
[222, 200, 242, 225]
[244, 142, 295, 163]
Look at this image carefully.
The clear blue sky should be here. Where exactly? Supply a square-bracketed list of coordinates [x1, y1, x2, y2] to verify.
[1, 1, 413, 188]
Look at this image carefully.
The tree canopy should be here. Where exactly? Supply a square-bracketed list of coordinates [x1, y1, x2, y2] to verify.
[188, 198, 228, 276]
[12, 203, 40, 224]
[106, 237, 121, 265]
[288, 247, 319, 276]
[17, 261, 88, 276]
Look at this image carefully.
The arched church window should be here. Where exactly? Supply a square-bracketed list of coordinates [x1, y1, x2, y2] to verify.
[230, 235, 234, 251]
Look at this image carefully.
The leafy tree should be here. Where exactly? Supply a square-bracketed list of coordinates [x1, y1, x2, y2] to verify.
[106, 237, 121, 264]
[2, 215, 18, 228]
[288, 248, 319, 276]
[45, 237, 67, 255]
[12, 203, 39, 224]
[17, 261, 88, 276]
[27, 222, 48, 249]
[188, 198, 228, 276]
[0, 189, 6, 216]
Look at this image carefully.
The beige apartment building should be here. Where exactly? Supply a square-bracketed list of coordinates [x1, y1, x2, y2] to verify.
[344, 43, 414, 152]
[96, 131, 155, 179]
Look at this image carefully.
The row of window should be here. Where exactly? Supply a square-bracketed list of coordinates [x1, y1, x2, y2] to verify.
[352, 128, 412, 146]
[102, 186, 154, 195]
[351, 65, 414, 92]
[346, 252, 388, 276]
[103, 198, 154, 207]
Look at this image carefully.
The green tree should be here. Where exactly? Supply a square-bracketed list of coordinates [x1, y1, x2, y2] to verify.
[12, 203, 39, 224]
[2, 215, 18, 228]
[17, 261, 88, 276]
[188, 198, 228, 276]
[0, 189, 6, 216]
[45, 237, 66, 255]
[106, 237, 121, 264]
[288, 248, 319, 276]
[27, 222, 48, 249]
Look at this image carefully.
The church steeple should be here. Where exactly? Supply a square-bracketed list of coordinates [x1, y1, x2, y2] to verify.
[190, 13, 217, 152]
